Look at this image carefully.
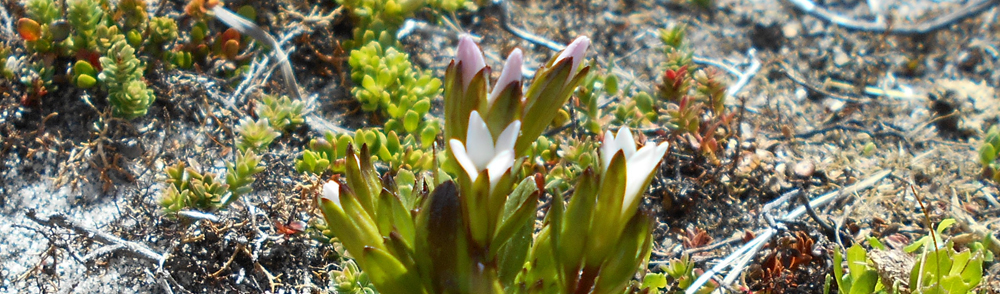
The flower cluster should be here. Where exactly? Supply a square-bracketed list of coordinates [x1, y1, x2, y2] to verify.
[317, 35, 673, 293]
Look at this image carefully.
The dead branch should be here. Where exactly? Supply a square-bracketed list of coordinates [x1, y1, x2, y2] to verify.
[786, 0, 1000, 35]
[24, 210, 164, 262]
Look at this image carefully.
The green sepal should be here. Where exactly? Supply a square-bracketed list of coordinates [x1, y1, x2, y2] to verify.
[485, 81, 522, 138]
[361, 246, 422, 294]
[586, 150, 627, 267]
[593, 210, 654, 294]
[345, 144, 377, 216]
[558, 167, 598, 278]
[516, 56, 590, 155]
[417, 181, 469, 293]
[486, 168, 513, 243]
[443, 60, 488, 144]
[489, 176, 540, 259]
[462, 167, 493, 247]
[319, 188, 369, 263]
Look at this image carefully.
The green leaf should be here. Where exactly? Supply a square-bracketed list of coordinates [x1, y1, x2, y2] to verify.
[848, 270, 877, 294]
[559, 168, 598, 275]
[846, 244, 868, 283]
[490, 179, 539, 259]
[936, 218, 956, 235]
[75, 74, 97, 88]
[604, 74, 619, 95]
[361, 246, 418, 293]
[642, 273, 668, 290]
[980, 143, 996, 165]
[834, 246, 852, 293]
[868, 236, 886, 250]
[404, 109, 420, 133]
[419, 181, 466, 292]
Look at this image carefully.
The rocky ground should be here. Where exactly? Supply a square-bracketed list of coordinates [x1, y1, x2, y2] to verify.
[2, 0, 1000, 293]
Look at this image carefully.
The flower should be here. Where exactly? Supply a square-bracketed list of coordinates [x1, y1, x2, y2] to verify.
[600, 127, 669, 215]
[449, 110, 520, 190]
[487, 48, 522, 108]
[322, 180, 341, 208]
[455, 34, 486, 90]
[554, 36, 590, 82]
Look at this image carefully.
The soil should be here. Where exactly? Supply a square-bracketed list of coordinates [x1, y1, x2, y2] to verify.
[2, 0, 1000, 293]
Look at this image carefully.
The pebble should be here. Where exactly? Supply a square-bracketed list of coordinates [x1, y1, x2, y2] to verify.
[794, 159, 815, 178]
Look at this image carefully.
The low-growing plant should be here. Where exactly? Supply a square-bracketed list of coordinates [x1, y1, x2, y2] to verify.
[315, 35, 677, 294]
[99, 39, 156, 119]
[979, 125, 1000, 182]
[332, 259, 380, 294]
[633, 24, 733, 160]
[235, 117, 281, 152]
[13, 0, 186, 117]
[256, 94, 306, 132]
[656, 254, 716, 293]
[296, 131, 355, 175]
[160, 149, 265, 214]
[832, 243, 881, 294]
[348, 34, 442, 142]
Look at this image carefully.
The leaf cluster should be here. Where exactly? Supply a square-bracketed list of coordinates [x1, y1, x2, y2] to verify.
[98, 39, 155, 119]
[349, 36, 442, 142]
[256, 94, 306, 132]
[159, 149, 265, 214]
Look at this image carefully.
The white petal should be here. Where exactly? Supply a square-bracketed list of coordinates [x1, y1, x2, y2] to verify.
[486, 149, 515, 190]
[456, 35, 486, 89]
[488, 49, 523, 108]
[615, 127, 637, 160]
[601, 129, 617, 172]
[621, 144, 667, 215]
[495, 120, 521, 155]
[322, 181, 342, 208]
[654, 142, 670, 161]
[450, 139, 480, 182]
[465, 111, 495, 170]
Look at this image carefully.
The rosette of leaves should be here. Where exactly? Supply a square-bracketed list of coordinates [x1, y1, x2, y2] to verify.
[115, 0, 148, 33]
[146, 16, 178, 59]
[149, 17, 178, 44]
[224, 149, 264, 206]
[235, 117, 280, 152]
[648, 254, 715, 294]
[337, 0, 422, 33]
[694, 68, 726, 114]
[256, 94, 305, 131]
[332, 259, 380, 294]
[98, 39, 155, 119]
[296, 131, 354, 175]
[159, 161, 228, 213]
[67, 0, 104, 55]
[95, 24, 126, 53]
[158, 151, 264, 213]
[349, 38, 442, 142]
[659, 24, 693, 70]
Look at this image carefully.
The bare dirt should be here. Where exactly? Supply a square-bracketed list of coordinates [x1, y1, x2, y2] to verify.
[2, 0, 1000, 293]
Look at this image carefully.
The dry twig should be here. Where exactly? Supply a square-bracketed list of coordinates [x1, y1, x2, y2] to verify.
[785, 0, 1000, 34]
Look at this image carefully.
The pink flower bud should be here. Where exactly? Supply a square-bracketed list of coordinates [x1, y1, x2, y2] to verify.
[455, 34, 486, 90]
[487, 48, 523, 107]
[554, 36, 590, 76]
